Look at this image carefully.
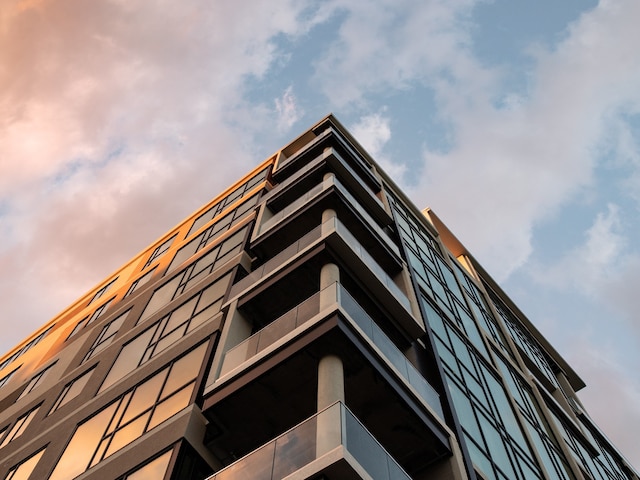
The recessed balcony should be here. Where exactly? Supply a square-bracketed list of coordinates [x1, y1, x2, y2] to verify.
[229, 216, 419, 339]
[253, 175, 398, 270]
[265, 147, 390, 227]
[203, 312, 450, 476]
[273, 126, 381, 194]
[212, 281, 442, 420]
[206, 402, 411, 480]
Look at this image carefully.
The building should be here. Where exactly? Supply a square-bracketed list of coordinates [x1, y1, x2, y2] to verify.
[0, 114, 637, 480]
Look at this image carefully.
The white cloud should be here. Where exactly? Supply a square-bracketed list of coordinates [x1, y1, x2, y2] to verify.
[411, 0, 640, 280]
[350, 111, 391, 158]
[350, 111, 407, 182]
[0, 0, 327, 354]
[275, 86, 303, 133]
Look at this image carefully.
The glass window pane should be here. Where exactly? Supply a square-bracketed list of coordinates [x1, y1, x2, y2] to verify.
[147, 384, 194, 430]
[51, 367, 95, 412]
[100, 328, 157, 393]
[120, 372, 166, 425]
[49, 403, 118, 480]
[105, 415, 148, 459]
[161, 343, 208, 398]
[5, 448, 46, 480]
[126, 451, 172, 480]
[140, 277, 182, 322]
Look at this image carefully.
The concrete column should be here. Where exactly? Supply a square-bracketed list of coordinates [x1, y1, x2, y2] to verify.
[319, 262, 339, 310]
[316, 354, 344, 457]
[317, 355, 345, 409]
[321, 207, 336, 238]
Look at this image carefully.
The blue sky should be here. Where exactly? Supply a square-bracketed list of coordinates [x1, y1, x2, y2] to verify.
[1, 0, 639, 467]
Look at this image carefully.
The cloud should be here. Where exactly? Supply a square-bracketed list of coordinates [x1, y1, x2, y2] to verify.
[350, 111, 391, 158]
[275, 86, 303, 133]
[349, 110, 407, 182]
[313, 0, 490, 106]
[410, 0, 640, 281]
[0, 0, 327, 354]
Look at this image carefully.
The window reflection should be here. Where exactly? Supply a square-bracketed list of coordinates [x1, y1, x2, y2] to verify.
[49, 342, 208, 479]
[49, 367, 95, 414]
[122, 450, 172, 480]
[5, 447, 46, 480]
[83, 309, 131, 362]
[100, 274, 228, 392]
[0, 405, 40, 449]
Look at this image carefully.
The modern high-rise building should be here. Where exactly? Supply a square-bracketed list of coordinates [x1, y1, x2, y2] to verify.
[0, 115, 636, 480]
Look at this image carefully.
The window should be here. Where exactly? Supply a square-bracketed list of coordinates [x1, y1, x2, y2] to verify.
[88, 277, 118, 307]
[187, 167, 268, 238]
[0, 327, 53, 371]
[144, 235, 177, 269]
[66, 316, 89, 341]
[119, 450, 173, 480]
[49, 367, 96, 414]
[101, 274, 229, 392]
[49, 343, 208, 480]
[0, 367, 19, 389]
[0, 405, 40, 449]
[125, 267, 157, 298]
[139, 227, 246, 323]
[17, 362, 57, 400]
[85, 297, 116, 328]
[170, 197, 257, 273]
[83, 309, 131, 362]
[4, 447, 46, 480]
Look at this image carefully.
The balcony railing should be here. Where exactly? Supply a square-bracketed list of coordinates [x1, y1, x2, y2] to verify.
[219, 282, 442, 419]
[220, 289, 322, 376]
[206, 402, 411, 480]
[332, 218, 407, 308]
[259, 174, 396, 258]
[230, 215, 407, 312]
[259, 180, 326, 234]
[337, 284, 443, 419]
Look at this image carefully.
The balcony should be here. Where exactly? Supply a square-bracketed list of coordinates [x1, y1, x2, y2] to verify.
[229, 216, 417, 340]
[265, 146, 390, 227]
[273, 126, 381, 195]
[216, 282, 442, 420]
[257, 174, 393, 255]
[206, 402, 411, 480]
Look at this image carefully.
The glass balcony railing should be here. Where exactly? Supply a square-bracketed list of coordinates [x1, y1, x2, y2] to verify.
[206, 402, 411, 480]
[229, 223, 323, 299]
[220, 288, 323, 376]
[332, 218, 407, 309]
[230, 216, 406, 312]
[259, 174, 397, 257]
[337, 284, 443, 419]
[219, 282, 442, 419]
[259, 181, 327, 234]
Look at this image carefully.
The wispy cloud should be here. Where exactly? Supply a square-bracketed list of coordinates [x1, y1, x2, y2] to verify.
[275, 86, 303, 133]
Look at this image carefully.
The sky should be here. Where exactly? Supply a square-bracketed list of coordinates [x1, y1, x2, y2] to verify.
[1, 0, 639, 468]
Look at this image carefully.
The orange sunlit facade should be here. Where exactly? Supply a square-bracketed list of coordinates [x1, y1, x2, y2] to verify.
[0, 115, 637, 480]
